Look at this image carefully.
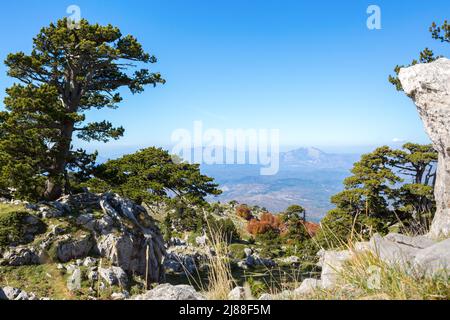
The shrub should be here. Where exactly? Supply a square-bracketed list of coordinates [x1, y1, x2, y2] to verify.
[228, 243, 247, 260]
[247, 213, 281, 236]
[236, 204, 252, 220]
[0, 210, 45, 247]
[206, 216, 240, 244]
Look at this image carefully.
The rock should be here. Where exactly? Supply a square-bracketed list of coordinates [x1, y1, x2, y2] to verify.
[67, 268, 82, 291]
[15, 290, 32, 300]
[54, 234, 94, 263]
[353, 241, 371, 253]
[132, 283, 205, 300]
[279, 256, 300, 265]
[228, 286, 246, 300]
[88, 269, 98, 282]
[295, 278, 322, 296]
[25, 203, 39, 211]
[83, 257, 98, 267]
[369, 234, 418, 267]
[244, 255, 256, 267]
[256, 256, 277, 268]
[111, 291, 129, 300]
[58, 193, 101, 211]
[66, 264, 78, 274]
[398, 58, 450, 239]
[98, 267, 128, 287]
[38, 206, 64, 219]
[239, 253, 276, 269]
[384, 233, 436, 249]
[258, 293, 273, 300]
[96, 193, 166, 284]
[169, 237, 186, 247]
[318, 250, 352, 290]
[1, 287, 21, 300]
[195, 235, 207, 246]
[52, 225, 65, 235]
[76, 214, 96, 231]
[163, 251, 198, 274]
[413, 238, 450, 276]
[0, 247, 40, 266]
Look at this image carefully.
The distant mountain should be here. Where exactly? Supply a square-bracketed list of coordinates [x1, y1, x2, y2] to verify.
[280, 147, 360, 170]
[203, 147, 361, 222]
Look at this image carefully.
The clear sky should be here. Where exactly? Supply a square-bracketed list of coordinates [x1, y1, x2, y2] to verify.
[1, 0, 449, 157]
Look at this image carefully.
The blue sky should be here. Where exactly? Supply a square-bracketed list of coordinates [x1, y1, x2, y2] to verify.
[1, 0, 449, 157]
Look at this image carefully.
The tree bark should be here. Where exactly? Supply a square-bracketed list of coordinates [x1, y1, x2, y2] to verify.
[44, 119, 75, 200]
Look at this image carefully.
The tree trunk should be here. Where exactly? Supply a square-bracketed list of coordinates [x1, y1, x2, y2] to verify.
[44, 119, 75, 200]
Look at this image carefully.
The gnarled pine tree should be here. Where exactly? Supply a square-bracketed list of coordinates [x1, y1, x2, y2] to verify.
[0, 18, 164, 200]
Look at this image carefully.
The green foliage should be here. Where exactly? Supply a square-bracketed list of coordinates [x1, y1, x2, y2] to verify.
[206, 215, 240, 244]
[321, 143, 437, 249]
[229, 243, 248, 260]
[279, 204, 310, 244]
[85, 147, 221, 205]
[283, 204, 306, 221]
[246, 277, 268, 298]
[389, 21, 450, 91]
[256, 229, 283, 258]
[0, 18, 164, 200]
[0, 210, 45, 247]
[167, 200, 205, 233]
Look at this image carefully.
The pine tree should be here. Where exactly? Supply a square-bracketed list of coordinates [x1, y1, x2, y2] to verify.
[0, 18, 164, 200]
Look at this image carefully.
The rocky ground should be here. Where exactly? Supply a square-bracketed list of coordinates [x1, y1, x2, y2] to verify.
[0, 192, 166, 300]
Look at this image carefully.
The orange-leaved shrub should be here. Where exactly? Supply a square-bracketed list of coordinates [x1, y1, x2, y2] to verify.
[236, 204, 252, 220]
[247, 213, 282, 236]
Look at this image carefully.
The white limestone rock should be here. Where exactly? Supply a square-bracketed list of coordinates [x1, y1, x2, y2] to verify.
[398, 58, 450, 239]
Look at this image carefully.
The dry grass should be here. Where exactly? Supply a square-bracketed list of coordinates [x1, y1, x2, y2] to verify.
[203, 216, 236, 300]
[299, 250, 450, 300]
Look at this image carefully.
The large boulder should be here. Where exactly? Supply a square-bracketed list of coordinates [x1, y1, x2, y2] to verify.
[98, 266, 128, 287]
[384, 233, 436, 249]
[65, 192, 166, 284]
[369, 234, 419, 268]
[398, 58, 450, 239]
[413, 238, 450, 276]
[95, 193, 166, 284]
[131, 283, 205, 300]
[317, 249, 352, 289]
[53, 234, 94, 263]
[294, 278, 322, 296]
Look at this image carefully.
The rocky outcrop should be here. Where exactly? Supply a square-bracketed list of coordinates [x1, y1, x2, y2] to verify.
[0, 192, 166, 286]
[317, 249, 352, 290]
[0, 287, 40, 300]
[94, 193, 166, 283]
[228, 286, 246, 300]
[398, 58, 450, 239]
[52, 234, 94, 263]
[237, 248, 277, 269]
[0, 247, 40, 266]
[98, 266, 128, 287]
[295, 233, 450, 296]
[413, 238, 450, 276]
[131, 283, 205, 300]
[294, 278, 322, 296]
